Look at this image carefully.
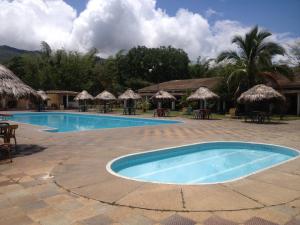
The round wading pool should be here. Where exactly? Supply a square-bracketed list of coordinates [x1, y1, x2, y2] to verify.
[107, 142, 299, 185]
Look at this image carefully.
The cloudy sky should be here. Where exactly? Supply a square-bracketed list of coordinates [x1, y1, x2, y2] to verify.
[1, 0, 299, 60]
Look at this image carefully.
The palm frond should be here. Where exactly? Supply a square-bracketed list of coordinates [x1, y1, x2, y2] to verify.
[227, 68, 247, 86]
[257, 30, 272, 42]
[217, 51, 241, 63]
[232, 35, 246, 50]
[258, 42, 285, 56]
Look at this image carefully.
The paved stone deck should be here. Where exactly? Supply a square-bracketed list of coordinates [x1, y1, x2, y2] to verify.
[0, 112, 300, 225]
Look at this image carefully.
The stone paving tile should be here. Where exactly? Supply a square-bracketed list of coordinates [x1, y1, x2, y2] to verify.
[284, 218, 300, 225]
[202, 215, 238, 225]
[81, 214, 113, 225]
[37, 212, 73, 225]
[65, 204, 107, 223]
[121, 214, 156, 225]
[116, 183, 183, 210]
[177, 212, 213, 223]
[249, 170, 300, 191]
[182, 185, 262, 211]
[212, 210, 255, 224]
[141, 211, 175, 222]
[0, 214, 34, 225]
[244, 217, 279, 225]
[161, 214, 196, 225]
[19, 199, 48, 212]
[225, 178, 300, 206]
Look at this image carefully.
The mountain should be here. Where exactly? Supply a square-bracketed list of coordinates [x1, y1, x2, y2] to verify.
[0, 45, 39, 63]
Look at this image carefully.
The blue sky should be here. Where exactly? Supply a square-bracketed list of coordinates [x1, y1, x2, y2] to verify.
[1, 0, 299, 59]
[65, 0, 300, 37]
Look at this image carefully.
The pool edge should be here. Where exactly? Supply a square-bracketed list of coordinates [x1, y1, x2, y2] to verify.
[106, 141, 300, 186]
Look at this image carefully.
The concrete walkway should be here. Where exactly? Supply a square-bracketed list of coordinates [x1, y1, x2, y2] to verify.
[0, 114, 300, 225]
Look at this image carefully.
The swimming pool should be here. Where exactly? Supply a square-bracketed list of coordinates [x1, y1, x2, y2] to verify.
[108, 142, 299, 185]
[10, 112, 180, 132]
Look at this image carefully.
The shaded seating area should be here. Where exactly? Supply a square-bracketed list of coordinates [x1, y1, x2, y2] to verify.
[193, 109, 211, 119]
[244, 111, 271, 123]
[95, 90, 116, 113]
[118, 89, 141, 115]
[187, 87, 219, 120]
[75, 90, 94, 112]
[238, 84, 285, 124]
[0, 122, 18, 162]
[122, 106, 136, 115]
[153, 108, 170, 117]
[151, 90, 175, 117]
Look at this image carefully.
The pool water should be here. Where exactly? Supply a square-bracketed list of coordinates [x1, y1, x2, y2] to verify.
[109, 142, 299, 184]
[11, 112, 180, 132]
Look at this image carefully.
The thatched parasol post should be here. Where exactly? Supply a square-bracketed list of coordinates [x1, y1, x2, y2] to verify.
[187, 87, 219, 110]
[74, 90, 94, 112]
[150, 90, 176, 110]
[118, 89, 141, 115]
[95, 90, 116, 113]
[237, 84, 285, 114]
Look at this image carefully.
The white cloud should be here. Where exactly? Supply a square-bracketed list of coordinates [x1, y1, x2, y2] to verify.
[0, 0, 76, 50]
[0, 0, 299, 61]
[205, 8, 222, 18]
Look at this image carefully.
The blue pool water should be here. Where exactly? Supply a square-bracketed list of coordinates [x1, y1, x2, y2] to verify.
[109, 142, 299, 184]
[10, 112, 180, 132]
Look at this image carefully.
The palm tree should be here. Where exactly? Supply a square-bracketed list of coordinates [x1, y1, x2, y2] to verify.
[217, 26, 292, 95]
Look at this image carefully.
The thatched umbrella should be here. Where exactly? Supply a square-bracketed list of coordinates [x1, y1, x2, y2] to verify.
[75, 90, 94, 101]
[95, 90, 116, 113]
[237, 84, 285, 104]
[95, 90, 116, 101]
[150, 90, 176, 109]
[118, 89, 141, 100]
[0, 64, 38, 108]
[118, 89, 141, 114]
[187, 87, 219, 109]
[151, 90, 176, 101]
[75, 90, 94, 111]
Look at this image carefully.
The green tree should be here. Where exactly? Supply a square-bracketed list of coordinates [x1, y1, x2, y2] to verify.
[217, 26, 291, 94]
[188, 57, 213, 78]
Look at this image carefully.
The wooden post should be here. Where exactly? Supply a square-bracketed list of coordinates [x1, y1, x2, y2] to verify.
[297, 92, 300, 116]
[66, 94, 69, 109]
[1, 98, 6, 109]
[171, 101, 175, 110]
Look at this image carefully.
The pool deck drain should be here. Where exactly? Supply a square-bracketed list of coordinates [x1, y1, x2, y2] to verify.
[0, 111, 300, 224]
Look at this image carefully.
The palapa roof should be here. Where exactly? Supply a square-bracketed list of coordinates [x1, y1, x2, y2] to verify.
[118, 89, 141, 100]
[139, 77, 221, 95]
[95, 90, 116, 101]
[238, 84, 285, 104]
[74, 90, 94, 101]
[187, 87, 219, 101]
[37, 90, 50, 101]
[0, 64, 38, 99]
[151, 90, 176, 100]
